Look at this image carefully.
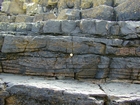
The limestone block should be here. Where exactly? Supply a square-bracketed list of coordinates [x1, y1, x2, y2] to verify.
[16, 23, 32, 32]
[80, 19, 96, 34]
[7, 23, 17, 31]
[97, 56, 110, 69]
[57, 9, 80, 20]
[114, 0, 127, 6]
[31, 22, 43, 33]
[106, 46, 118, 55]
[1, 1, 11, 12]
[94, 38, 123, 47]
[1, 36, 48, 53]
[109, 68, 132, 79]
[115, 0, 140, 21]
[0, 22, 8, 31]
[58, 0, 80, 10]
[33, 14, 44, 22]
[4, 0, 25, 15]
[26, 3, 38, 15]
[123, 40, 140, 47]
[2, 60, 21, 74]
[72, 37, 105, 54]
[0, 15, 16, 23]
[106, 46, 139, 56]
[47, 36, 72, 53]
[76, 69, 97, 78]
[95, 20, 108, 35]
[119, 21, 140, 35]
[61, 20, 76, 33]
[95, 68, 109, 79]
[124, 34, 140, 40]
[110, 57, 140, 69]
[15, 15, 33, 22]
[116, 48, 137, 56]
[67, 54, 100, 71]
[81, 0, 93, 9]
[92, 0, 113, 7]
[110, 24, 120, 35]
[43, 20, 61, 33]
[43, 13, 57, 21]
[81, 5, 114, 21]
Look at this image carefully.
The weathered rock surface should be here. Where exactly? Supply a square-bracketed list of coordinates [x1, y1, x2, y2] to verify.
[0, 73, 140, 105]
[1, 0, 140, 21]
[0, 0, 139, 104]
[0, 19, 139, 81]
[114, 0, 140, 21]
[81, 5, 114, 20]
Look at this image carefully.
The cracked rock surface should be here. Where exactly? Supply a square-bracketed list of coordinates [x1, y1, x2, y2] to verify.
[0, 73, 140, 105]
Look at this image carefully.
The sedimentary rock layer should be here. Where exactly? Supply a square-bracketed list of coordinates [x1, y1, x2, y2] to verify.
[0, 20, 139, 82]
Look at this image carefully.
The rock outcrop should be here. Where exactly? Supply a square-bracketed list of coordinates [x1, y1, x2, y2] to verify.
[0, 0, 139, 104]
[0, 20, 139, 82]
[0, 0, 140, 21]
[0, 73, 140, 105]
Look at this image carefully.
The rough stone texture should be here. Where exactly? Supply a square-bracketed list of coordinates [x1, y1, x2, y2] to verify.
[15, 15, 33, 22]
[100, 83, 140, 105]
[0, 74, 140, 105]
[43, 20, 61, 33]
[115, 0, 140, 21]
[0, 19, 139, 81]
[57, 9, 80, 20]
[1, 0, 140, 21]
[81, 5, 114, 20]
[0, 0, 139, 103]
[3, 0, 25, 15]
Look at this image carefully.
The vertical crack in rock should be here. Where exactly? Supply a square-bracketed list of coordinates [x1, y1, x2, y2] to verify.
[98, 84, 109, 105]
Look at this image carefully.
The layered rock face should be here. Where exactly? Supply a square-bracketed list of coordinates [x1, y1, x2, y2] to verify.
[0, 0, 139, 82]
[0, 0, 139, 105]
[0, 19, 139, 82]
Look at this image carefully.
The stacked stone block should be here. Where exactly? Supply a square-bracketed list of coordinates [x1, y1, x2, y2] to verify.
[0, 19, 139, 82]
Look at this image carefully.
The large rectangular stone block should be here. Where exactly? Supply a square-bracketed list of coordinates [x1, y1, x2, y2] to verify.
[16, 23, 32, 32]
[80, 19, 96, 34]
[110, 57, 140, 69]
[43, 20, 61, 33]
[106, 46, 139, 56]
[1, 36, 48, 53]
[15, 15, 33, 22]
[72, 37, 105, 54]
[61, 20, 77, 33]
[47, 36, 72, 53]
[67, 54, 100, 69]
[109, 69, 132, 79]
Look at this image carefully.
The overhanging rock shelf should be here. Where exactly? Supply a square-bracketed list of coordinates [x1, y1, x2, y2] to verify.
[0, 73, 140, 105]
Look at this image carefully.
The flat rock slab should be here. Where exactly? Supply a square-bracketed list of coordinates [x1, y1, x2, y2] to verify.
[0, 73, 140, 105]
[100, 83, 140, 104]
